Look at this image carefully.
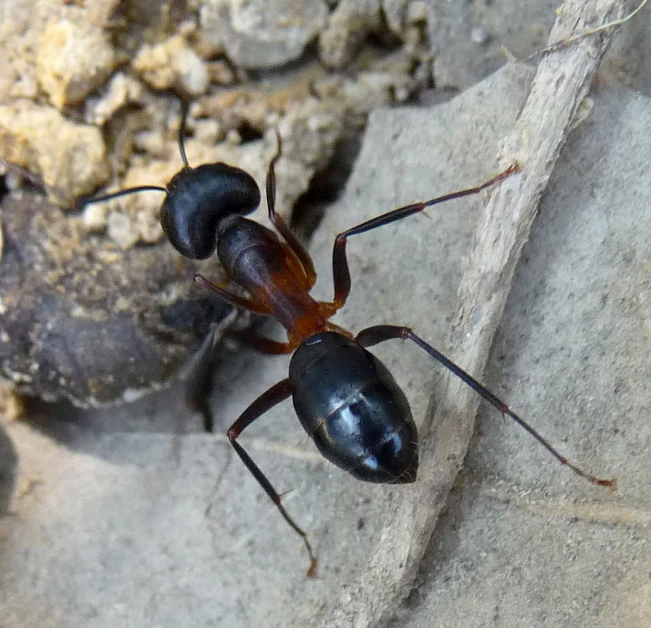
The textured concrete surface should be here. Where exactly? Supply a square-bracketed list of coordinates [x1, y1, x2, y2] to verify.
[425, 0, 651, 95]
[408, 84, 651, 628]
[1, 62, 651, 627]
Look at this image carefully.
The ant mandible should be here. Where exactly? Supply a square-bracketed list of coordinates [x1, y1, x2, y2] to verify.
[79, 104, 614, 578]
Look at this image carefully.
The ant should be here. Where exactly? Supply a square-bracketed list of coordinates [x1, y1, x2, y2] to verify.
[78, 105, 614, 578]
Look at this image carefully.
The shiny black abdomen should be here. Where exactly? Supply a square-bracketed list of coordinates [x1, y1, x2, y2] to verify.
[289, 332, 418, 484]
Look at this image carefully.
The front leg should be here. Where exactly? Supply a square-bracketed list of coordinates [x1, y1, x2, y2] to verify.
[327, 166, 519, 310]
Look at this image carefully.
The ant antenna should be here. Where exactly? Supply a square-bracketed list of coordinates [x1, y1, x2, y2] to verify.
[178, 101, 191, 170]
[74, 100, 197, 210]
[74, 185, 166, 209]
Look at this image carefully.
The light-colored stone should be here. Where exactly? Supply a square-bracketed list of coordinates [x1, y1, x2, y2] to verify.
[0, 101, 109, 205]
[200, 0, 329, 69]
[106, 211, 140, 250]
[319, 0, 381, 69]
[133, 36, 209, 96]
[82, 203, 109, 232]
[37, 18, 117, 109]
[84, 73, 145, 126]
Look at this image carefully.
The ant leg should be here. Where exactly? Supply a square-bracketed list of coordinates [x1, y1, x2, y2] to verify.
[194, 274, 271, 315]
[228, 378, 318, 577]
[266, 131, 317, 289]
[184, 329, 295, 431]
[355, 324, 615, 488]
[329, 165, 519, 308]
[177, 100, 191, 169]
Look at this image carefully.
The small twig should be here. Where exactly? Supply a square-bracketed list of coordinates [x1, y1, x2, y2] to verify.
[522, 0, 647, 61]
[312, 1, 633, 627]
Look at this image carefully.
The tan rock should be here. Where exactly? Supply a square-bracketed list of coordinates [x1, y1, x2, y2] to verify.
[0, 101, 109, 205]
[133, 36, 209, 96]
[37, 18, 117, 109]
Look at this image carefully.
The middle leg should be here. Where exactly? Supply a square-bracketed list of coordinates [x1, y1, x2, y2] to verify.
[194, 274, 271, 315]
[327, 165, 519, 309]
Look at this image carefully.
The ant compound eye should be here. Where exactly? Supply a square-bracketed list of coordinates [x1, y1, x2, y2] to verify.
[160, 163, 261, 259]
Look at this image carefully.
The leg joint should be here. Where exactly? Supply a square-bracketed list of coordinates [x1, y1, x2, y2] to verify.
[226, 427, 238, 441]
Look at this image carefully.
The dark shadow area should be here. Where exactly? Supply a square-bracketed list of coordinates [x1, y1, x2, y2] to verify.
[0, 172, 8, 199]
[0, 163, 47, 201]
[237, 120, 264, 144]
[291, 134, 363, 241]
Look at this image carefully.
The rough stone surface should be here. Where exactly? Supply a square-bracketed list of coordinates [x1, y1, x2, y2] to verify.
[319, 0, 382, 69]
[1, 62, 649, 628]
[422, 0, 651, 94]
[83, 73, 146, 127]
[200, 0, 330, 69]
[37, 18, 118, 109]
[0, 101, 110, 205]
[0, 0, 121, 103]
[401, 82, 651, 628]
[133, 36, 209, 96]
[0, 192, 231, 407]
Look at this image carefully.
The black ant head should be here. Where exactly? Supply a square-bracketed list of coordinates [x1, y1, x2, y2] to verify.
[160, 163, 261, 260]
[75, 104, 265, 261]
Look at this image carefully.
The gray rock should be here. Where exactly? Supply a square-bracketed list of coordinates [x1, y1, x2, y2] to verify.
[423, 0, 651, 96]
[200, 0, 329, 69]
[2, 63, 650, 628]
[0, 193, 231, 407]
[402, 83, 651, 628]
